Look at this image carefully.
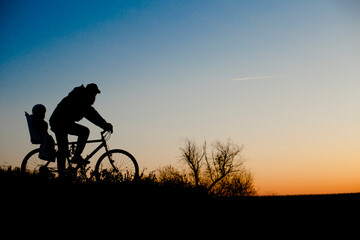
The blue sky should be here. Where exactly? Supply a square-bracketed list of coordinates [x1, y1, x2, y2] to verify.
[1, 0, 360, 194]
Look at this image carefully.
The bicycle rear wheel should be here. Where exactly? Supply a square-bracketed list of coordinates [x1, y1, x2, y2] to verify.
[21, 148, 57, 176]
[94, 149, 139, 182]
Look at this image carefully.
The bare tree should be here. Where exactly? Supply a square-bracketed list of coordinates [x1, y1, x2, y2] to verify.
[205, 140, 244, 191]
[179, 139, 205, 186]
[179, 139, 256, 196]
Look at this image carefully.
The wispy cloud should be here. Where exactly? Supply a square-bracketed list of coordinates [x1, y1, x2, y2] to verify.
[230, 75, 281, 81]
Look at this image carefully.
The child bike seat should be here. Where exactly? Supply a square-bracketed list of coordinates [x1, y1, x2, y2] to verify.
[25, 111, 43, 144]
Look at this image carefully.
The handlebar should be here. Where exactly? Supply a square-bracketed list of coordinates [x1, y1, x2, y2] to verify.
[101, 130, 112, 141]
[101, 130, 113, 135]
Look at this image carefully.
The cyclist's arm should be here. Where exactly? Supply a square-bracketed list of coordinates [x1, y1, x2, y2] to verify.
[85, 107, 108, 130]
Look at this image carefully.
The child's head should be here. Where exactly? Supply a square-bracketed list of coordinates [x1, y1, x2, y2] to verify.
[32, 104, 46, 119]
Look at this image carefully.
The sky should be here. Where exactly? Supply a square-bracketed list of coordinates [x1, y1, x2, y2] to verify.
[1, 0, 359, 195]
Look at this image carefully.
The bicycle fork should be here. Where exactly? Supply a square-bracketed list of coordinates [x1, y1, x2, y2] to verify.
[103, 141, 118, 171]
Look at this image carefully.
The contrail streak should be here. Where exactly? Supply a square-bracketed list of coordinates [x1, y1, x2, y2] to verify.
[230, 75, 281, 81]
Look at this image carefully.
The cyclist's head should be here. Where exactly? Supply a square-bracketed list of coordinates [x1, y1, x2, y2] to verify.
[86, 83, 100, 105]
[86, 83, 101, 95]
[32, 104, 46, 119]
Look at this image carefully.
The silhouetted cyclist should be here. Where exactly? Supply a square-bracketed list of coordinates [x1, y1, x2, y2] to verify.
[50, 83, 113, 178]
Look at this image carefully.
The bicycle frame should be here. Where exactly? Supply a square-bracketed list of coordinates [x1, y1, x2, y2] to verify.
[43, 131, 109, 169]
[66, 130, 110, 164]
[59, 131, 112, 180]
[83, 132, 110, 163]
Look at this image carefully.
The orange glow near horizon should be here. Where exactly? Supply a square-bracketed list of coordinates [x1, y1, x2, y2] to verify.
[251, 149, 360, 195]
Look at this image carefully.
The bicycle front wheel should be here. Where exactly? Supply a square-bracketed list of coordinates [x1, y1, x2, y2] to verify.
[94, 149, 139, 182]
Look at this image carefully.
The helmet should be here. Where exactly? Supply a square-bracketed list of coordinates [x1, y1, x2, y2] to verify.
[32, 104, 46, 116]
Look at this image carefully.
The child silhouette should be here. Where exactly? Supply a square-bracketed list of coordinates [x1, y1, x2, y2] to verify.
[31, 104, 56, 162]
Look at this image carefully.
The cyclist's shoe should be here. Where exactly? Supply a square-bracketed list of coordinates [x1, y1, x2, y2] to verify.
[71, 155, 90, 166]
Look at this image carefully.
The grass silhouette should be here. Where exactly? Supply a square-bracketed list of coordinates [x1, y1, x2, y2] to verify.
[2, 166, 359, 203]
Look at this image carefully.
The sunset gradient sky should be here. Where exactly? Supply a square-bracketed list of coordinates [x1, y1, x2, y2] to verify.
[1, 0, 359, 195]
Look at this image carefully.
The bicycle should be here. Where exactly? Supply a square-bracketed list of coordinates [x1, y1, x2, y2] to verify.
[21, 130, 139, 182]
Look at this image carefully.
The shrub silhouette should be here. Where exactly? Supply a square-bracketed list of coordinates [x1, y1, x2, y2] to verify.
[210, 169, 257, 197]
[157, 165, 189, 186]
[179, 139, 256, 196]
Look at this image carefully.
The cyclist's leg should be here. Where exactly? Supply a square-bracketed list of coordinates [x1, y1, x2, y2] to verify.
[67, 123, 89, 158]
[54, 130, 68, 178]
